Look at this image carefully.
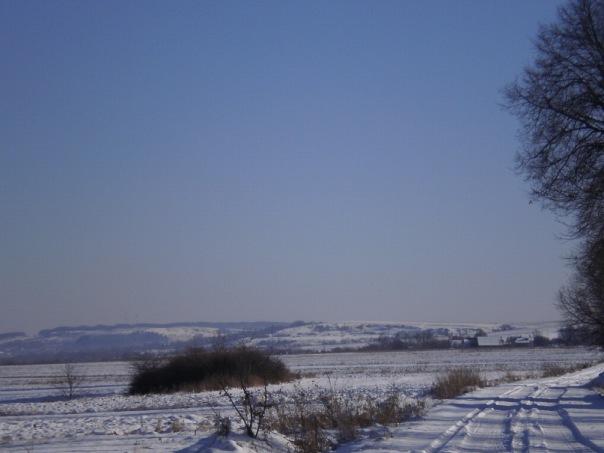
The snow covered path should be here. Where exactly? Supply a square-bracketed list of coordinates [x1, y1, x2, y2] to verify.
[340, 364, 604, 452]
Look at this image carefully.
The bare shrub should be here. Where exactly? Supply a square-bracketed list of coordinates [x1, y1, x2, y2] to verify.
[213, 415, 232, 437]
[391, 395, 426, 422]
[431, 367, 484, 399]
[318, 388, 362, 443]
[219, 379, 274, 438]
[268, 386, 331, 453]
[267, 385, 426, 452]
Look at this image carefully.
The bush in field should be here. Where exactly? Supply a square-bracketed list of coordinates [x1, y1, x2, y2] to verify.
[128, 346, 293, 395]
[431, 368, 484, 399]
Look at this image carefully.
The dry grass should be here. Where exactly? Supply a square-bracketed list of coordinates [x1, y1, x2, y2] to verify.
[170, 419, 184, 432]
[502, 371, 521, 382]
[268, 385, 426, 452]
[431, 367, 485, 399]
[541, 361, 593, 378]
[213, 415, 232, 436]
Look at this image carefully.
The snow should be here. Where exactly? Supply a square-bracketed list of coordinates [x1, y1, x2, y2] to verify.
[177, 432, 295, 453]
[338, 363, 604, 452]
[0, 348, 603, 451]
[146, 327, 220, 342]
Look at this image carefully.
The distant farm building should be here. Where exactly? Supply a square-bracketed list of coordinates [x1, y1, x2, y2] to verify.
[476, 335, 534, 347]
[477, 336, 505, 347]
[449, 337, 478, 348]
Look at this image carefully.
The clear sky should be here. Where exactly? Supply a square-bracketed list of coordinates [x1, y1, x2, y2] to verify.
[1, 0, 571, 333]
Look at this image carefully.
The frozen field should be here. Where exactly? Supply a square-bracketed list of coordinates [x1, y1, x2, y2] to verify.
[0, 347, 603, 451]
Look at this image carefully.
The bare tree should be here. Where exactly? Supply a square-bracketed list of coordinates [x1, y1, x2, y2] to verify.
[55, 363, 83, 400]
[505, 0, 604, 241]
[505, 0, 604, 345]
[558, 235, 604, 345]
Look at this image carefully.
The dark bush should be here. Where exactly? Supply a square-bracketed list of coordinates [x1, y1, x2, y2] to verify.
[533, 335, 551, 347]
[128, 346, 293, 395]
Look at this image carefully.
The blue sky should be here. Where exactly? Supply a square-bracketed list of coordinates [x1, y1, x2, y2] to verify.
[1, 0, 570, 333]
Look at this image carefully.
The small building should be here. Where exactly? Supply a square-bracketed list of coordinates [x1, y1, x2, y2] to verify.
[476, 335, 534, 347]
[477, 336, 505, 347]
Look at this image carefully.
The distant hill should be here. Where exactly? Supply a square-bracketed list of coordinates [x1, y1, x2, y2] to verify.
[0, 320, 562, 364]
[0, 331, 27, 342]
[0, 321, 290, 364]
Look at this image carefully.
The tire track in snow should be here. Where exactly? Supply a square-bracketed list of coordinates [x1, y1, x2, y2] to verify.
[430, 381, 602, 453]
[509, 386, 601, 453]
[556, 406, 603, 452]
[426, 384, 532, 452]
[554, 388, 603, 453]
[508, 385, 549, 452]
[502, 405, 519, 451]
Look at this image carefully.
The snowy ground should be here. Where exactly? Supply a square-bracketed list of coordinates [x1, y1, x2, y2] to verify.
[338, 363, 604, 452]
[0, 347, 602, 451]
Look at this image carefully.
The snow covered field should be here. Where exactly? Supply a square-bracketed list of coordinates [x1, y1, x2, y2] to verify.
[0, 347, 602, 451]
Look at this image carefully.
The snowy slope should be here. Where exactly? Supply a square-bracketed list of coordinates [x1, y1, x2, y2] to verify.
[249, 320, 562, 352]
[1, 320, 564, 363]
[0, 322, 289, 362]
